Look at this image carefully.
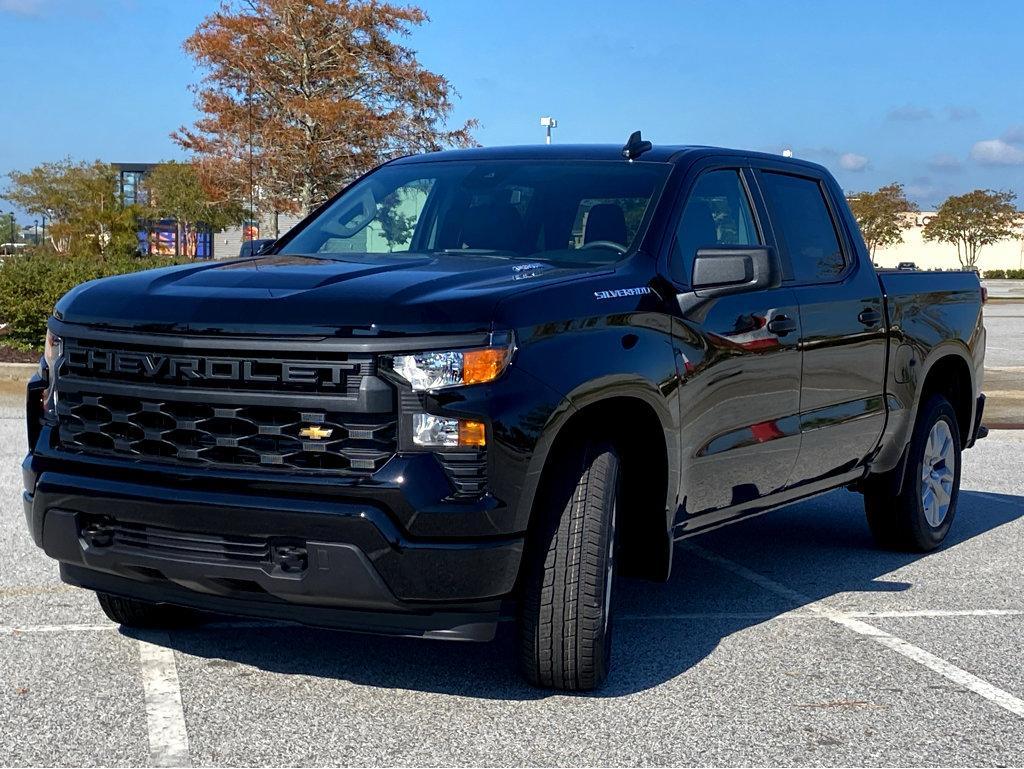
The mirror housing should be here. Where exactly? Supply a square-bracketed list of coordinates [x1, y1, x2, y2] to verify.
[691, 246, 777, 297]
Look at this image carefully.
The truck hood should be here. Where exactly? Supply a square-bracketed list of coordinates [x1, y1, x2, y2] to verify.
[55, 253, 604, 337]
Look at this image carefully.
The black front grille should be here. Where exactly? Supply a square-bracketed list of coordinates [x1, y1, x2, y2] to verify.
[57, 392, 396, 473]
[54, 336, 397, 475]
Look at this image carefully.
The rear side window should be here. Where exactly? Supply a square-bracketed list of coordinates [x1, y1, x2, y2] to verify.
[759, 172, 845, 282]
[670, 170, 760, 284]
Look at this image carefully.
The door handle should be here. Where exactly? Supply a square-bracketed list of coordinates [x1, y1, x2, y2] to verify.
[767, 314, 797, 336]
[858, 308, 882, 327]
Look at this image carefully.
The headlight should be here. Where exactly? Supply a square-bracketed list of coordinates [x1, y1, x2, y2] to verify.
[412, 414, 486, 447]
[389, 333, 514, 391]
[44, 329, 62, 377]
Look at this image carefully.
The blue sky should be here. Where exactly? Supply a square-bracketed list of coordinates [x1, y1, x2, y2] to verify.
[2, 0, 1022, 223]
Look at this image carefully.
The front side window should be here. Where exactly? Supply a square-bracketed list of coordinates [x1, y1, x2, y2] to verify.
[759, 171, 845, 282]
[670, 170, 760, 284]
[281, 160, 672, 267]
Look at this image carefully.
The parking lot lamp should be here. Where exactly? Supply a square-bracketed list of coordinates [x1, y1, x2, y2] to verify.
[540, 116, 558, 144]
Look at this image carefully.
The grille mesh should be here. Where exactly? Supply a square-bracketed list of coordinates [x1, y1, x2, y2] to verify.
[56, 391, 396, 474]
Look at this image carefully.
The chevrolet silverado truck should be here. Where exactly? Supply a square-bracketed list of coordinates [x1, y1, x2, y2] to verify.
[23, 136, 986, 690]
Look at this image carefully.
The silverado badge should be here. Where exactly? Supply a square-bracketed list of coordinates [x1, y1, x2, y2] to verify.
[299, 425, 334, 440]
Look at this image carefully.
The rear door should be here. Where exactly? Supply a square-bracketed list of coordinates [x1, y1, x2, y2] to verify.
[666, 163, 803, 521]
[753, 166, 887, 484]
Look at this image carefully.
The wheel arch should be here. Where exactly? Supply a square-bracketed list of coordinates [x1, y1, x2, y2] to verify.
[915, 346, 975, 447]
[515, 379, 679, 582]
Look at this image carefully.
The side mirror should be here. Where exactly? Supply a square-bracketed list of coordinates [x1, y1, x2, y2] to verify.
[691, 246, 776, 297]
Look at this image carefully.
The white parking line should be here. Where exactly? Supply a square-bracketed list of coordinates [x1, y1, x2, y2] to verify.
[683, 542, 1024, 719]
[848, 609, 1024, 618]
[1, 624, 117, 634]
[137, 635, 191, 768]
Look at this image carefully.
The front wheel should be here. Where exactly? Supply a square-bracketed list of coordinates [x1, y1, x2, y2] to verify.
[864, 394, 962, 551]
[518, 442, 619, 691]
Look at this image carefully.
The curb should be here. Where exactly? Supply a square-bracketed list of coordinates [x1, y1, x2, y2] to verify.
[0, 362, 37, 381]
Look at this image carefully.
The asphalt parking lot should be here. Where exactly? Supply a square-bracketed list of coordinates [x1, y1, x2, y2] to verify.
[979, 303, 1024, 425]
[3, 302, 1024, 767]
[2, 405, 1024, 766]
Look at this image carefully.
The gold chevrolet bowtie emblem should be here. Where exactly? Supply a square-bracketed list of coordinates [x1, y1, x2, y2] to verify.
[299, 425, 334, 440]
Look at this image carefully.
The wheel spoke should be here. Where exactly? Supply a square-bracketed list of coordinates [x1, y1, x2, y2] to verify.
[920, 419, 956, 528]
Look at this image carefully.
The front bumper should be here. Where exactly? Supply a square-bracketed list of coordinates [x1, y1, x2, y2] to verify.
[23, 458, 523, 640]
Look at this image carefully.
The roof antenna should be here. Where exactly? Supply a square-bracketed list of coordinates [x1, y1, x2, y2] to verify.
[622, 130, 653, 161]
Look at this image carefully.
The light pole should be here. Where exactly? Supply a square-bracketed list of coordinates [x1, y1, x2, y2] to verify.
[540, 116, 558, 144]
[34, 219, 39, 245]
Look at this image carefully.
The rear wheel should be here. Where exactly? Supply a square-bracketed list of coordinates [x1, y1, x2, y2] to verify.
[96, 592, 199, 629]
[518, 441, 619, 691]
[864, 394, 961, 551]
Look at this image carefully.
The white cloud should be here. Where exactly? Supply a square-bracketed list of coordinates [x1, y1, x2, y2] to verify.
[887, 105, 933, 122]
[0, 0, 47, 15]
[1003, 125, 1024, 144]
[946, 106, 978, 122]
[970, 138, 1024, 166]
[838, 152, 869, 172]
[928, 153, 962, 172]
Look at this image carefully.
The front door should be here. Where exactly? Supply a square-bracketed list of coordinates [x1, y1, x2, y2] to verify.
[667, 166, 803, 528]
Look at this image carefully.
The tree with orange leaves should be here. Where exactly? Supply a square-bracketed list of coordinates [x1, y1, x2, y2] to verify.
[174, 0, 477, 217]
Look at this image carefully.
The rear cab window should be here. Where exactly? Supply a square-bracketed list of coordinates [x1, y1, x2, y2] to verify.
[757, 171, 846, 283]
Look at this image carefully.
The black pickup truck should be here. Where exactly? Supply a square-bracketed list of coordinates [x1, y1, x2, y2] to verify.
[23, 136, 986, 690]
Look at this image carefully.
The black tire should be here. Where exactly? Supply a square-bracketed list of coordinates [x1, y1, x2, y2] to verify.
[864, 394, 962, 551]
[96, 592, 199, 629]
[518, 441, 619, 691]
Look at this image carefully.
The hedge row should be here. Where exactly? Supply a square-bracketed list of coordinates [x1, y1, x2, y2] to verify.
[0, 252, 183, 350]
[983, 269, 1024, 279]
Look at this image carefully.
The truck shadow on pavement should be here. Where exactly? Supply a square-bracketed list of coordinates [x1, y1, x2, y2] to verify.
[139, 487, 1024, 699]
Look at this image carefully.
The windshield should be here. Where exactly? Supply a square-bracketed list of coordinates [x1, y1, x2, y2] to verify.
[279, 159, 672, 266]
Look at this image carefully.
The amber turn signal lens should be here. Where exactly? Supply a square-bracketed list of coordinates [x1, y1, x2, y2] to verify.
[462, 347, 509, 386]
[458, 419, 486, 447]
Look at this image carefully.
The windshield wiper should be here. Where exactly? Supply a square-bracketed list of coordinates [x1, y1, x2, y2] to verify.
[435, 248, 520, 257]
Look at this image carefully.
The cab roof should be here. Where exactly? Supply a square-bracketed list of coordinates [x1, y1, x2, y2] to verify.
[392, 143, 831, 175]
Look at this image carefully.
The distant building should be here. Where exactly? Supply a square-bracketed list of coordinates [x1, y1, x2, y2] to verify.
[215, 210, 303, 259]
[874, 212, 1024, 272]
[114, 163, 302, 260]
[115, 163, 213, 258]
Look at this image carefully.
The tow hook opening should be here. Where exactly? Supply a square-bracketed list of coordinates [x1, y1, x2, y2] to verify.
[80, 519, 114, 548]
[273, 543, 308, 573]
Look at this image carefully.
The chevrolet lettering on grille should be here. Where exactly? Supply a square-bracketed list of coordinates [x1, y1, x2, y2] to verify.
[65, 346, 356, 388]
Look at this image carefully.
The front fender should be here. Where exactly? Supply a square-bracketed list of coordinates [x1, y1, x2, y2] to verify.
[509, 312, 682, 543]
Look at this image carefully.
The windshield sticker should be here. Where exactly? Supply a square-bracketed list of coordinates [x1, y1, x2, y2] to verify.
[594, 287, 652, 300]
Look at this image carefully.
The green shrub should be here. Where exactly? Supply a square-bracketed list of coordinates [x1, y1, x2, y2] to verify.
[1008, 269, 1024, 280]
[984, 269, 1006, 279]
[0, 252, 184, 350]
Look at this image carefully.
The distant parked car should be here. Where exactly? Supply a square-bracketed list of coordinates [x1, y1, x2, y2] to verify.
[239, 238, 275, 257]
[897, 261, 919, 271]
